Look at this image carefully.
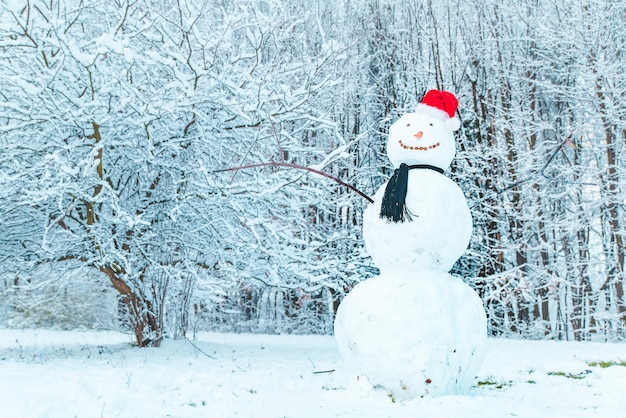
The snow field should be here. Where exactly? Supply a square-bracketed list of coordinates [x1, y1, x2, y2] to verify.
[0, 330, 624, 418]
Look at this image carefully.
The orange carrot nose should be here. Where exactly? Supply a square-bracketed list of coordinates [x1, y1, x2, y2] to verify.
[413, 131, 423, 138]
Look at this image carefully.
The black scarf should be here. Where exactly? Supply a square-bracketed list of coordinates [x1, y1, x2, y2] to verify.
[379, 163, 444, 223]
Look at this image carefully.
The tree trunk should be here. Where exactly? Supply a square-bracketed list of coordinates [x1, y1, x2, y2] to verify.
[595, 82, 625, 316]
[101, 266, 162, 347]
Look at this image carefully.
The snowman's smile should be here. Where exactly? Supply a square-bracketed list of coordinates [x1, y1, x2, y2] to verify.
[398, 140, 441, 151]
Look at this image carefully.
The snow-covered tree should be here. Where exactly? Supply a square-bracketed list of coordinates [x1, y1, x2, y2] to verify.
[0, 0, 374, 343]
[1, 0, 624, 342]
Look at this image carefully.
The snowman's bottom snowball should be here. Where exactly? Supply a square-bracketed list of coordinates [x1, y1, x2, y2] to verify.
[334, 270, 487, 399]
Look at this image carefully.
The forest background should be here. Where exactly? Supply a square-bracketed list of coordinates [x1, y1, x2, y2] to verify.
[1, 0, 624, 347]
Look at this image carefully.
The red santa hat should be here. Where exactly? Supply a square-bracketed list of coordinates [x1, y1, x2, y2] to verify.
[416, 89, 461, 131]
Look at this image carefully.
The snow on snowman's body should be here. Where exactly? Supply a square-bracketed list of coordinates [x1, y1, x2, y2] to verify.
[363, 169, 471, 273]
[335, 91, 487, 400]
[334, 269, 487, 399]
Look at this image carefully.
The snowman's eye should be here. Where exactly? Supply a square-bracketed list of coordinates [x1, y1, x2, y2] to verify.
[429, 122, 433, 126]
[406, 123, 411, 127]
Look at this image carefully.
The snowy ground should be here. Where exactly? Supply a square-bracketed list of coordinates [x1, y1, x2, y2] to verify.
[0, 330, 624, 418]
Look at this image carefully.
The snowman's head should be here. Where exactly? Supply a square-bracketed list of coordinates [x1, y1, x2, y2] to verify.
[386, 90, 461, 171]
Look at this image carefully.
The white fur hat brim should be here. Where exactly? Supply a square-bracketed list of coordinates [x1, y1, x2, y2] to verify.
[416, 103, 460, 131]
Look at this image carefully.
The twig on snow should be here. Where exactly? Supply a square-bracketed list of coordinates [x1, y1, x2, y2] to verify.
[185, 336, 217, 359]
[313, 369, 336, 374]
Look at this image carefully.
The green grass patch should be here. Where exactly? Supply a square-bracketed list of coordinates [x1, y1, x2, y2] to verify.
[547, 370, 590, 379]
[476, 379, 512, 389]
[587, 360, 626, 368]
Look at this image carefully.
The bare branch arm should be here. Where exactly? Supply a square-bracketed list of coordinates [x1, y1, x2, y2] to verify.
[212, 161, 374, 203]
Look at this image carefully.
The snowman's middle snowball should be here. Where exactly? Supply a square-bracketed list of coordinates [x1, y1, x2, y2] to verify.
[363, 169, 472, 273]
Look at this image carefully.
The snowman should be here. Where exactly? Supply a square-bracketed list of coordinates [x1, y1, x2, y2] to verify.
[334, 90, 487, 400]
